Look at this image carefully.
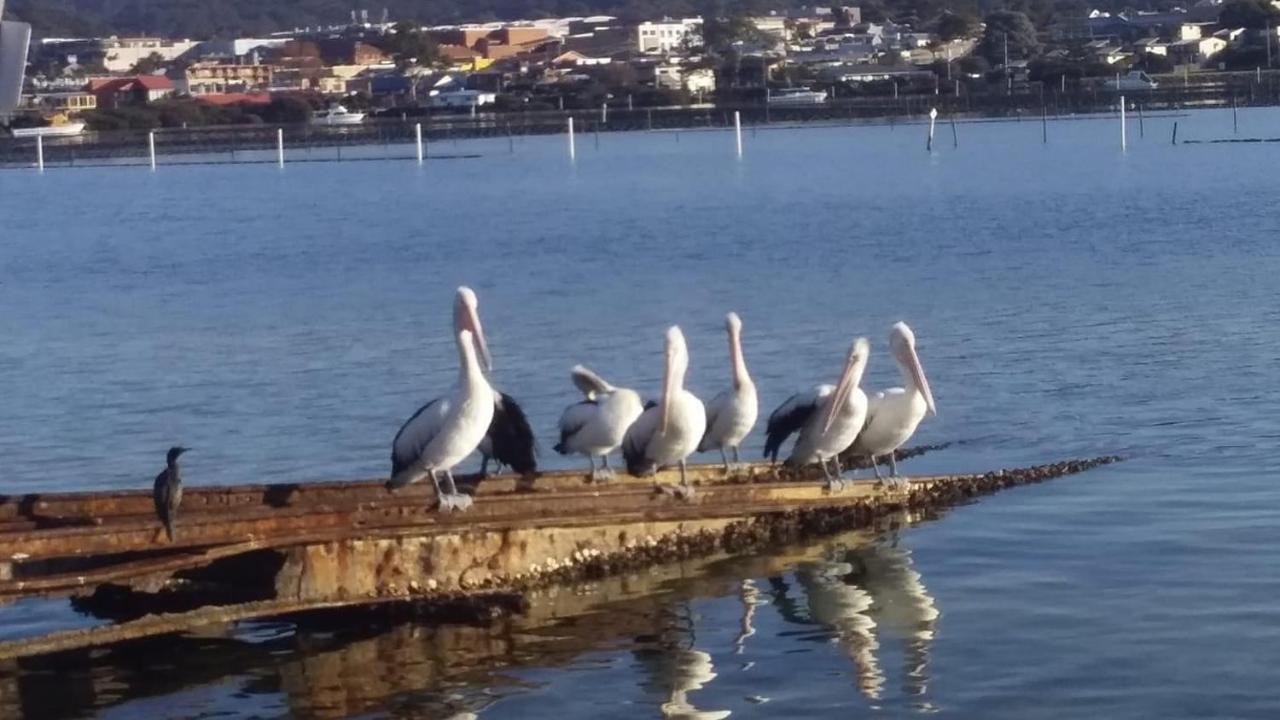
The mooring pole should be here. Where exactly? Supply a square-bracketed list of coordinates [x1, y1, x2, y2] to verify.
[148, 131, 156, 170]
[567, 117, 576, 161]
[1042, 105, 1048, 144]
[1138, 104, 1145, 139]
[1172, 121, 1179, 145]
[927, 107, 937, 151]
[36, 135, 43, 172]
[1120, 95, 1127, 151]
[276, 128, 284, 167]
[734, 110, 743, 158]
[1232, 96, 1239, 134]
[415, 123, 423, 163]
[950, 114, 958, 148]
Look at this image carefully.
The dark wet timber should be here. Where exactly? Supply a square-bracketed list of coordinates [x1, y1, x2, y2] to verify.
[0, 452, 1120, 660]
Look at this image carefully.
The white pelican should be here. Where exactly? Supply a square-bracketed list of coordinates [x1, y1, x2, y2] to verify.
[622, 326, 707, 498]
[388, 294, 494, 511]
[444, 287, 535, 479]
[697, 312, 758, 472]
[553, 365, 644, 482]
[845, 322, 935, 486]
[764, 338, 870, 487]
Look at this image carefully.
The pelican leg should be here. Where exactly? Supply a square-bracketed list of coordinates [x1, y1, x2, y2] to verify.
[599, 454, 615, 481]
[440, 469, 473, 512]
[871, 456, 884, 481]
[889, 453, 900, 477]
[587, 454, 598, 481]
[720, 448, 730, 473]
[732, 446, 742, 469]
[823, 457, 840, 491]
[675, 459, 695, 501]
[429, 469, 452, 511]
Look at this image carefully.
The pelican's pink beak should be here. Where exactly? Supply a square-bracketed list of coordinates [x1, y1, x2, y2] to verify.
[823, 339, 868, 435]
[906, 344, 936, 416]
[454, 288, 492, 373]
[660, 338, 677, 435]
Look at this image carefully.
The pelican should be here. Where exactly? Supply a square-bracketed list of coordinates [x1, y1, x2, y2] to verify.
[554, 365, 643, 482]
[447, 288, 536, 479]
[697, 312, 758, 472]
[153, 446, 188, 542]
[388, 293, 494, 511]
[763, 338, 870, 488]
[845, 322, 935, 486]
[622, 326, 706, 499]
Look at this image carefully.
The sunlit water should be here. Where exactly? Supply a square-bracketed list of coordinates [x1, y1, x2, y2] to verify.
[2, 107, 1280, 718]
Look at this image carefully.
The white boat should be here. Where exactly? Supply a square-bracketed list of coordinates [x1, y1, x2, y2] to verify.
[10, 121, 86, 138]
[313, 105, 365, 126]
[767, 87, 829, 106]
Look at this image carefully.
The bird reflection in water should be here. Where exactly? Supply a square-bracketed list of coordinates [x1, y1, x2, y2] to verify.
[768, 536, 939, 703]
[634, 604, 732, 720]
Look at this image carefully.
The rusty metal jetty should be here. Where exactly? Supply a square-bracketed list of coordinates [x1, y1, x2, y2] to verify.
[0, 453, 1119, 660]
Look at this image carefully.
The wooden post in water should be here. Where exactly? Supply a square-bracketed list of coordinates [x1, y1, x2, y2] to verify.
[950, 114, 958, 148]
[415, 123, 423, 163]
[1119, 95, 1127, 151]
[35, 135, 43, 172]
[148, 131, 156, 170]
[276, 128, 284, 167]
[567, 117, 576, 160]
[1171, 121, 1178, 145]
[1232, 96, 1238, 134]
[1138, 104, 1144, 139]
[734, 110, 743, 158]
[927, 107, 937, 151]
[1041, 105, 1048, 143]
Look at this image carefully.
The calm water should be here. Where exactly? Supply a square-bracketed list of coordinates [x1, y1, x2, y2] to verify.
[3, 107, 1280, 718]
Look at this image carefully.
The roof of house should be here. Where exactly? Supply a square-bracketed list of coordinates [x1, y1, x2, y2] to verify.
[197, 92, 272, 105]
[85, 75, 175, 94]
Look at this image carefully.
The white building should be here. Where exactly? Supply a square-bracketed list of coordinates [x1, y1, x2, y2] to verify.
[636, 19, 702, 54]
[194, 38, 289, 59]
[99, 37, 199, 72]
[430, 88, 497, 108]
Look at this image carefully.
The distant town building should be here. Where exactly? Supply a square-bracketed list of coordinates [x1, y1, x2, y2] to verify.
[636, 19, 702, 54]
[177, 62, 272, 95]
[99, 37, 198, 72]
[86, 75, 174, 107]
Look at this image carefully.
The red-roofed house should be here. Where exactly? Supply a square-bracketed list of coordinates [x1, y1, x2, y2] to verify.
[196, 92, 272, 106]
[87, 75, 175, 108]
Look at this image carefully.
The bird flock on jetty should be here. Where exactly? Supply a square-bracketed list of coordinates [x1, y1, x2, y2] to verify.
[150, 286, 935, 536]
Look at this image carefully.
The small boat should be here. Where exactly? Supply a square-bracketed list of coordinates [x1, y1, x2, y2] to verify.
[10, 121, 86, 138]
[313, 105, 366, 126]
[767, 87, 829, 106]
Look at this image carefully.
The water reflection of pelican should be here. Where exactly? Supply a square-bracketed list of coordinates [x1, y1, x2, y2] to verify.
[776, 538, 939, 702]
[634, 605, 732, 720]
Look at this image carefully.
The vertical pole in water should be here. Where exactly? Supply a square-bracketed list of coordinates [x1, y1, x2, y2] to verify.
[601, 102, 607, 124]
[36, 135, 44, 172]
[734, 110, 742, 158]
[567, 117, 576, 161]
[1119, 95, 1127, 151]
[950, 114, 958, 148]
[415, 123, 423, 163]
[954, 79, 960, 97]
[1232, 96, 1238, 134]
[1138, 104, 1145, 139]
[1042, 105, 1048, 144]
[148, 131, 156, 170]
[927, 108, 937, 151]
[277, 128, 284, 167]
[1172, 121, 1179, 145]
[893, 81, 898, 100]
[647, 109, 653, 130]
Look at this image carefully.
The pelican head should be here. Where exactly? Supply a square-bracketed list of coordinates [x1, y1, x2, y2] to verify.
[725, 312, 742, 334]
[453, 286, 492, 373]
[661, 325, 689, 435]
[889, 322, 935, 416]
[823, 337, 870, 434]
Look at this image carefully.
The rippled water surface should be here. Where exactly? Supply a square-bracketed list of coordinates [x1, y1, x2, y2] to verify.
[2, 108, 1280, 718]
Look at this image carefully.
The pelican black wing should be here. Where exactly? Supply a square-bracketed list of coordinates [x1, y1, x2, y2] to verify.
[488, 392, 538, 474]
[763, 392, 817, 462]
